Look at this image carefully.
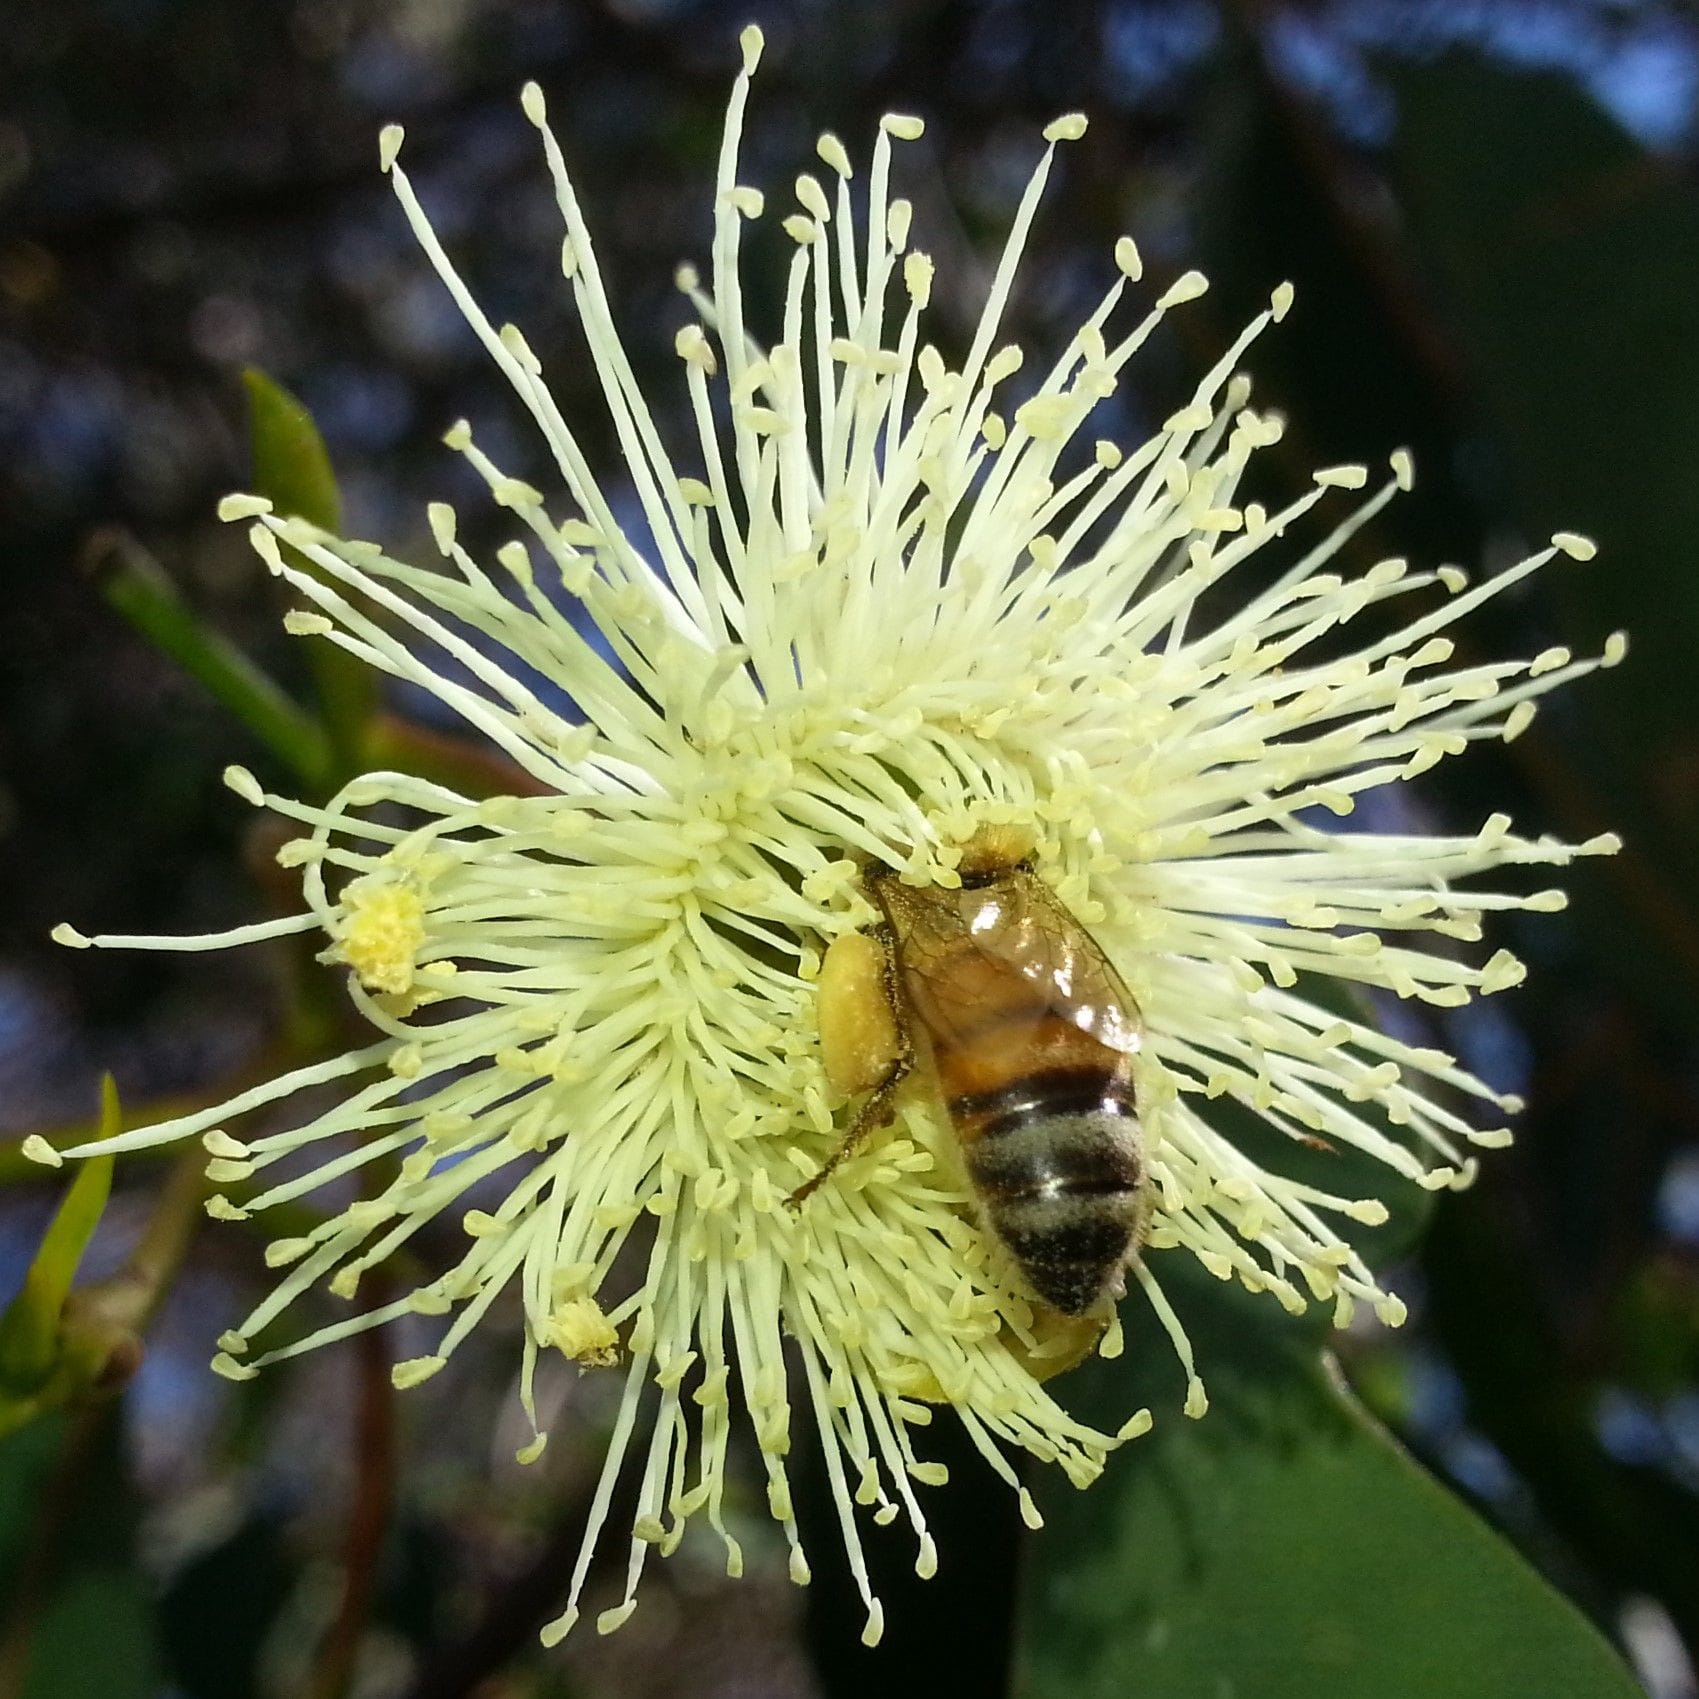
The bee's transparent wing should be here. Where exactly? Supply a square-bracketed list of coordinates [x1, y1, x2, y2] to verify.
[972, 872, 1142, 1055]
[880, 872, 1141, 1056]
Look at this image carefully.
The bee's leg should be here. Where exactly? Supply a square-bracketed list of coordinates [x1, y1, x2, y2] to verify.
[789, 924, 912, 1207]
[786, 1049, 913, 1207]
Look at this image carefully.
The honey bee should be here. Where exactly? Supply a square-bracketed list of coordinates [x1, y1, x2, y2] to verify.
[798, 830, 1147, 1317]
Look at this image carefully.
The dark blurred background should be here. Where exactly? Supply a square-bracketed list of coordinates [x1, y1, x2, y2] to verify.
[3, 2, 1699, 1696]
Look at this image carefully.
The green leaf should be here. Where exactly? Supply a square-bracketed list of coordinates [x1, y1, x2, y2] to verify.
[22, 1570, 158, 1699]
[243, 367, 374, 772]
[0, 1416, 66, 1585]
[1017, 1265, 1642, 1699]
[95, 530, 334, 790]
[0, 1083, 117, 1399]
[242, 367, 341, 537]
[0, 1412, 161, 1699]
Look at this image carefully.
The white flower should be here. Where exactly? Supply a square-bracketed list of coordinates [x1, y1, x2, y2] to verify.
[45, 25, 1621, 1646]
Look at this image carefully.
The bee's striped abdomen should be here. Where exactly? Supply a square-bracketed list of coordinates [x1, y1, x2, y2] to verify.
[953, 1068, 1143, 1317]
[870, 859, 1148, 1318]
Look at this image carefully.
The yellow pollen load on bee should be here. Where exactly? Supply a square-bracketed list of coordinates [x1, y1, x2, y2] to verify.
[547, 1297, 621, 1367]
[338, 880, 426, 994]
[817, 929, 903, 1096]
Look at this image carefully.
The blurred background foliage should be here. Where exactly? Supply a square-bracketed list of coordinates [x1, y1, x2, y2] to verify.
[2, 0, 1697, 1695]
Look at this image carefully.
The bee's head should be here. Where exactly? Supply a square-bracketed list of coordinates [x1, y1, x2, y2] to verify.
[953, 824, 1038, 883]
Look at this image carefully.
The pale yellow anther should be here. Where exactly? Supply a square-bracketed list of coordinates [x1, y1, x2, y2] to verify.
[1156, 269, 1209, 309]
[491, 482, 545, 522]
[1015, 395, 1072, 440]
[548, 1297, 620, 1367]
[1117, 1408, 1154, 1442]
[247, 523, 284, 575]
[336, 877, 426, 996]
[816, 131, 852, 178]
[1314, 463, 1369, 490]
[794, 173, 830, 221]
[675, 323, 718, 375]
[223, 764, 264, 806]
[391, 1356, 445, 1390]
[427, 501, 456, 555]
[902, 251, 934, 308]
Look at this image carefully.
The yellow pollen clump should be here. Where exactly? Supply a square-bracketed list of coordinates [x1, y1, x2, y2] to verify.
[548, 1297, 621, 1367]
[338, 879, 426, 994]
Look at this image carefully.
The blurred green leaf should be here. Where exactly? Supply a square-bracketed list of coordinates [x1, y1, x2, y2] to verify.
[242, 368, 341, 539]
[1387, 54, 1699, 1013]
[95, 529, 334, 791]
[0, 1082, 118, 1432]
[22, 1571, 158, 1699]
[1, 1412, 161, 1699]
[1018, 1263, 1641, 1699]
[0, 1417, 66, 1590]
[0, 1165, 113, 1397]
[243, 367, 373, 771]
